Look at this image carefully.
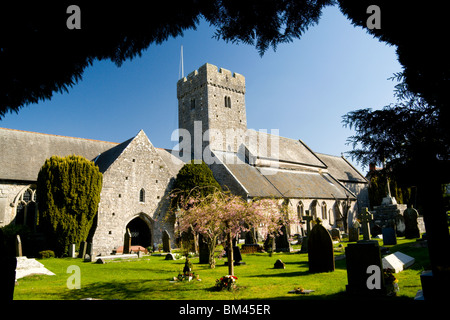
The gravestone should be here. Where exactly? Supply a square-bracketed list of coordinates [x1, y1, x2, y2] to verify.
[346, 241, 386, 296]
[0, 229, 17, 300]
[198, 234, 209, 264]
[331, 228, 341, 241]
[78, 241, 87, 259]
[162, 230, 171, 252]
[371, 224, 382, 238]
[263, 234, 275, 252]
[233, 246, 244, 265]
[359, 208, 373, 241]
[84, 242, 94, 262]
[382, 251, 415, 273]
[307, 218, 335, 273]
[124, 228, 131, 254]
[382, 227, 397, 246]
[15, 234, 22, 257]
[275, 225, 291, 252]
[68, 244, 76, 258]
[300, 210, 314, 253]
[404, 205, 420, 239]
[349, 220, 360, 242]
[274, 259, 285, 269]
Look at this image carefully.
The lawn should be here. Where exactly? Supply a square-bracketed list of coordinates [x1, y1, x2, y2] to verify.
[13, 237, 428, 300]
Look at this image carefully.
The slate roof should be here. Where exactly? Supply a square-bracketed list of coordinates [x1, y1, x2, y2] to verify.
[315, 152, 367, 183]
[216, 151, 355, 200]
[0, 127, 118, 181]
[245, 129, 326, 168]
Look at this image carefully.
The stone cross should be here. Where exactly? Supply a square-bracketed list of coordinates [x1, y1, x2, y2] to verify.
[360, 207, 373, 241]
[302, 210, 313, 235]
[15, 234, 22, 257]
[124, 228, 132, 254]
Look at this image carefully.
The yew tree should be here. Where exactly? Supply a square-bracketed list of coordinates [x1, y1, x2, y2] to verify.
[36, 155, 102, 256]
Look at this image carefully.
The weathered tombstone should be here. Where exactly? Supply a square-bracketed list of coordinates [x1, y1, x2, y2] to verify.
[263, 234, 275, 253]
[395, 214, 406, 236]
[382, 227, 397, 246]
[359, 208, 373, 241]
[78, 241, 87, 259]
[0, 229, 17, 301]
[308, 218, 335, 273]
[124, 228, 131, 254]
[84, 242, 94, 262]
[331, 228, 341, 241]
[165, 253, 176, 260]
[15, 234, 22, 257]
[275, 225, 291, 252]
[345, 241, 386, 296]
[274, 259, 285, 269]
[300, 210, 314, 253]
[404, 205, 420, 239]
[371, 224, 382, 238]
[68, 244, 76, 258]
[162, 230, 171, 252]
[233, 246, 244, 265]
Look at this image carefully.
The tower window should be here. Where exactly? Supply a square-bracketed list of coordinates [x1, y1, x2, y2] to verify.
[139, 189, 145, 203]
[224, 96, 231, 108]
[190, 98, 196, 110]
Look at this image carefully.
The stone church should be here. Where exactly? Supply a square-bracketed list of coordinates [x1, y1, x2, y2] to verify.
[0, 63, 368, 256]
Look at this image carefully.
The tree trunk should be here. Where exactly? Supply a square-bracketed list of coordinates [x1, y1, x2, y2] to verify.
[227, 231, 234, 276]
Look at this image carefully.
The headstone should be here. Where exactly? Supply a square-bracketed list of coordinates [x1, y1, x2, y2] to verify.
[15, 234, 22, 257]
[263, 234, 275, 252]
[165, 253, 176, 260]
[371, 224, 382, 238]
[404, 205, 420, 239]
[275, 225, 291, 252]
[68, 244, 76, 258]
[359, 208, 373, 241]
[198, 234, 209, 264]
[345, 241, 386, 295]
[274, 259, 285, 269]
[124, 228, 131, 254]
[300, 210, 314, 253]
[348, 227, 359, 242]
[162, 230, 171, 252]
[395, 214, 406, 236]
[0, 229, 17, 300]
[233, 246, 244, 265]
[84, 242, 93, 261]
[78, 241, 87, 259]
[331, 228, 341, 241]
[382, 227, 397, 246]
[308, 218, 335, 273]
[382, 251, 415, 273]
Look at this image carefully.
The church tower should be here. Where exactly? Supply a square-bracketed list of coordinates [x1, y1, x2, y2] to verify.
[177, 63, 247, 160]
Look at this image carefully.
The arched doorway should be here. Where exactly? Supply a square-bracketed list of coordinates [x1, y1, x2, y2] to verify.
[126, 216, 152, 248]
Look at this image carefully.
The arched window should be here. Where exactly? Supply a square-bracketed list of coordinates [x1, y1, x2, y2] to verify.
[297, 201, 304, 220]
[139, 188, 145, 203]
[321, 202, 327, 220]
[14, 187, 37, 228]
[224, 96, 231, 108]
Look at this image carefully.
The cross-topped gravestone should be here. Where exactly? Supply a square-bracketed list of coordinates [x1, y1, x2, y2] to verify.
[300, 210, 313, 253]
[302, 210, 314, 235]
[360, 207, 373, 241]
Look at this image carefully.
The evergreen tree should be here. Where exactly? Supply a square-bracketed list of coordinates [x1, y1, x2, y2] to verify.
[36, 155, 102, 256]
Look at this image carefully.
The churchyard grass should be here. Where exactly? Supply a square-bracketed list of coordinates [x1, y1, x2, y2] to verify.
[13, 237, 428, 300]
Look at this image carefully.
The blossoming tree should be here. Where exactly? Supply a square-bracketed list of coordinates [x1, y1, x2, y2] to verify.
[175, 189, 287, 276]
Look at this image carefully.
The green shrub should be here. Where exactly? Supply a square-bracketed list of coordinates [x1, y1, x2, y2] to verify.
[39, 250, 55, 259]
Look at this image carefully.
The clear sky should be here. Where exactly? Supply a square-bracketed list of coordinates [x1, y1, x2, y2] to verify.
[0, 6, 402, 174]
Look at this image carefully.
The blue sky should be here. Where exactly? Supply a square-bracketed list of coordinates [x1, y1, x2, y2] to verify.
[0, 6, 402, 174]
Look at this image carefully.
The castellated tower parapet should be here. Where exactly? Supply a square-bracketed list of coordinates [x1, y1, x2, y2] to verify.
[177, 63, 247, 159]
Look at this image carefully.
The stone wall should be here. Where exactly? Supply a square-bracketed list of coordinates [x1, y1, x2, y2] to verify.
[92, 131, 177, 256]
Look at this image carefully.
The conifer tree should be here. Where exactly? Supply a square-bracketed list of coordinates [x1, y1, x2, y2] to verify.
[36, 155, 102, 256]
